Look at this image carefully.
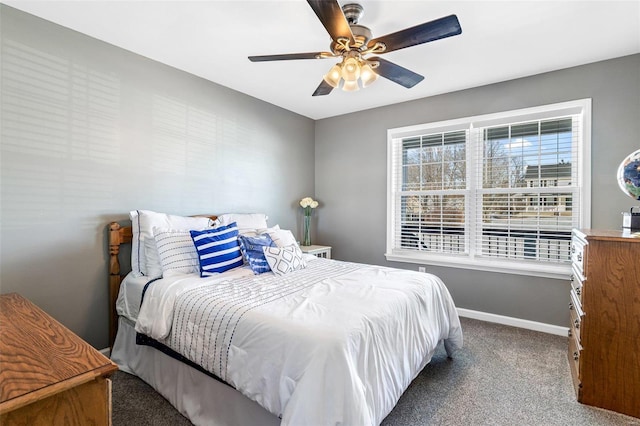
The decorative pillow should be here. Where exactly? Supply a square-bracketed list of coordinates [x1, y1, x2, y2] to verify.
[265, 228, 298, 247]
[153, 228, 200, 277]
[214, 213, 268, 232]
[132, 210, 212, 277]
[263, 244, 307, 276]
[238, 234, 276, 275]
[190, 223, 244, 276]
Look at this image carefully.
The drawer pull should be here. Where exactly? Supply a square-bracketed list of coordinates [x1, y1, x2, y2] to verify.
[577, 253, 582, 262]
[570, 274, 574, 282]
[568, 329, 572, 337]
[569, 302, 573, 310]
[574, 319, 580, 329]
[573, 351, 579, 361]
[571, 245, 576, 254]
[575, 287, 581, 296]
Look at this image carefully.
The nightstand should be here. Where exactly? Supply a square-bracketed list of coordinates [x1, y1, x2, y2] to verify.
[300, 244, 332, 259]
[0, 293, 118, 425]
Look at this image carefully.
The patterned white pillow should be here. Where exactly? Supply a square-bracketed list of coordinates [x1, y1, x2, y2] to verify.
[263, 244, 307, 276]
[153, 228, 200, 277]
[130, 210, 212, 277]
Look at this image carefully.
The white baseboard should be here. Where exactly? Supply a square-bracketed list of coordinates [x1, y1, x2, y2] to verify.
[457, 308, 569, 337]
[100, 347, 111, 358]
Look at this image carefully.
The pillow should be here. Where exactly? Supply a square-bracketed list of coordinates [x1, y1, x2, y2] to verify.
[238, 224, 280, 237]
[265, 228, 298, 247]
[263, 244, 307, 276]
[214, 213, 268, 231]
[190, 223, 244, 276]
[238, 234, 276, 275]
[132, 210, 212, 277]
[153, 228, 200, 277]
[129, 210, 143, 277]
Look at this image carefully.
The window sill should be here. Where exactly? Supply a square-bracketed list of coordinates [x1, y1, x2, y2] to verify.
[384, 252, 571, 280]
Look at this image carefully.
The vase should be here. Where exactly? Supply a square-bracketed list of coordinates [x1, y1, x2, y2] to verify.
[302, 215, 311, 246]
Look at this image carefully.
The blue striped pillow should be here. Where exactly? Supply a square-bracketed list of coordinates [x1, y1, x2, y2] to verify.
[238, 234, 276, 275]
[190, 223, 244, 276]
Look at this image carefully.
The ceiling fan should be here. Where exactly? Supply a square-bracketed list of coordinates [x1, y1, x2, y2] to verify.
[248, 1, 462, 96]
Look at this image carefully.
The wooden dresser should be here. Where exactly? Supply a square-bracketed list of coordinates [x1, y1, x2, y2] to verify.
[0, 293, 118, 425]
[568, 229, 640, 418]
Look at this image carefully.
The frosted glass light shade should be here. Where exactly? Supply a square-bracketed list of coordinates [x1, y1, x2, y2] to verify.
[342, 80, 360, 92]
[360, 63, 379, 87]
[341, 57, 361, 82]
[323, 64, 342, 88]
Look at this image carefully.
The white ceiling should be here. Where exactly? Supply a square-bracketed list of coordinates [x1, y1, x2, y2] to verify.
[4, 1, 640, 120]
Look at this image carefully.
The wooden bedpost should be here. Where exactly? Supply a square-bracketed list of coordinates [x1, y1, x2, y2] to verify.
[109, 221, 131, 348]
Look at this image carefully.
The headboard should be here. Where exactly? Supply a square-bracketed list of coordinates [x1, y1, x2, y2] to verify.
[108, 215, 217, 348]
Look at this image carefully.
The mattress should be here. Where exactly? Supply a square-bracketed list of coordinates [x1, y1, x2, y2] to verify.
[115, 273, 150, 322]
[129, 256, 463, 425]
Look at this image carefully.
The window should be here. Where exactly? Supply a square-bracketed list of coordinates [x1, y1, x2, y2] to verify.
[386, 99, 591, 279]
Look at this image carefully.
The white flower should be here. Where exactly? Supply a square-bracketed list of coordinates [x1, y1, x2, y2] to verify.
[299, 197, 319, 216]
[299, 197, 313, 208]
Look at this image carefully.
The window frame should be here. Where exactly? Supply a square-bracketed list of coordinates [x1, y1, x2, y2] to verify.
[386, 99, 591, 279]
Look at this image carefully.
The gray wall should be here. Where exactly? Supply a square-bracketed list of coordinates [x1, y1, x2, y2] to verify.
[2, 5, 638, 349]
[0, 6, 315, 348]
[315, 54, 640, 327]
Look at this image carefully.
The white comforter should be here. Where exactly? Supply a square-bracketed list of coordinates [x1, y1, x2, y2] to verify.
[136, 257, 463, 426]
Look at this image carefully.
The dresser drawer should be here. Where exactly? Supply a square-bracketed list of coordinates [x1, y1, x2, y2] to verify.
[569, 292, 583, 343]
[571, 231, 588, 277]
[570, 267, 584, 306]
[568, 331, 583, 399]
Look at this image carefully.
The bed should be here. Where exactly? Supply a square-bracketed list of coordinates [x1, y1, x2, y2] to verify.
[108, 211, 463, 426]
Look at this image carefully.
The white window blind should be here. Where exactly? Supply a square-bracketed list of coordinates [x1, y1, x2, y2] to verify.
[394, 130, 468, 254]
[386, 99, 591, 278]
[474, 117, 579, 263]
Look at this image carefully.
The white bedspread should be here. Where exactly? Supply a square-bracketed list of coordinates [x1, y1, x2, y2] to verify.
[136, 258, 463, 426]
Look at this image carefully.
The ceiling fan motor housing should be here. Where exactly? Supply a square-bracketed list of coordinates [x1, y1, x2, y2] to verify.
[342, 3, 364, 24]
[342, 3, 371, 48]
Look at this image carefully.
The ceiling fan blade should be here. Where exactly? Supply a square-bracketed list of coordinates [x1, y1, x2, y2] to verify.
[367, 14, 462, 53]
[249, 52, 333, 62]
[307, 0, 354, 45]
[312, 79, 334, 96]
[370, 57, 424, 88]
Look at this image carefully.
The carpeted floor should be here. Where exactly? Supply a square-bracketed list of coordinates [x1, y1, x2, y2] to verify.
[111, 317, 640, 425]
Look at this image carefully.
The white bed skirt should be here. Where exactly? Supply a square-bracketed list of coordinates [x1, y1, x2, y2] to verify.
[110, 317, 281, 426]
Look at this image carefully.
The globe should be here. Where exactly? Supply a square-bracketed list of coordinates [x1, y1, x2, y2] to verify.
[618, 149, 640, 200]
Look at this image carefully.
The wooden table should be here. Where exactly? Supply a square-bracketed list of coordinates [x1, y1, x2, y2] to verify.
[0, 293, 118, 425]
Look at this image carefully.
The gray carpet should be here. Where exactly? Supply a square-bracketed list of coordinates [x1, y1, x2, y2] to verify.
[111, 317, 640, 425]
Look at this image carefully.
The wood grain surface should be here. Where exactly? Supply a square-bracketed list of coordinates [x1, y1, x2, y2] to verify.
[572, 229, 640, 419]
[0, 293, 117, 414]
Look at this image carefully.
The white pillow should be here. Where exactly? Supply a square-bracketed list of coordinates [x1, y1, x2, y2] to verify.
[130, 210, 143, 277]
[263, 244, 306, 276]
[152, 228, 200, 277]
[132, 210, 213, 277]
[214, 213, 268, 231]
[266, 228, 298, 247]
[239, 224, 280, 237]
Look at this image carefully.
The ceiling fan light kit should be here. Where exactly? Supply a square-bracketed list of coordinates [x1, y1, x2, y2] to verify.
[249, 1, 462, 96]
[322, 56, 379, 91]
